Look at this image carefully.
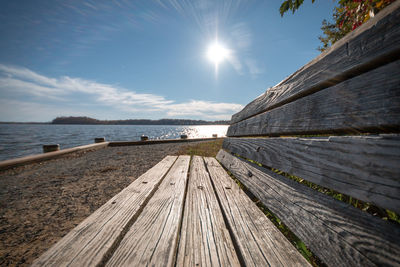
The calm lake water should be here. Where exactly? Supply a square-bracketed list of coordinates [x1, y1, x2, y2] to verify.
[0, 124, 229, 161]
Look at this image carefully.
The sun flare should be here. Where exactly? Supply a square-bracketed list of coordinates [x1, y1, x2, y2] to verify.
[207, 42, 229, 65]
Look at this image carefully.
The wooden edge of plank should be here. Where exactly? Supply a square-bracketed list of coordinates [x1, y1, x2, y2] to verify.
[216, 149, 400, 266]
[32, 155, 178, 267]
[0, 142, 110, 171]
[204, 156, 312, 267]
[230, 1, 400, 124]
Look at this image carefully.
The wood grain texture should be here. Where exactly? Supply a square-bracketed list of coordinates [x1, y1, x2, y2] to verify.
[204, 157, 311, 267]
[106, 155, 190, 267]
[216, 150, 400, 267]
[230, 1, 400, 124]
[228, 60, 400, 137]
[222, 135, 400, 213]
[176, 156, 240, 267]
[32, 156, 177, 267]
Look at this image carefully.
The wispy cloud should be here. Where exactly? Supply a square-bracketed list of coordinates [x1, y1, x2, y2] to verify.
[0, 64, 243, 121]
[245, 58, 264, 76]
[228, 22, 264, 76]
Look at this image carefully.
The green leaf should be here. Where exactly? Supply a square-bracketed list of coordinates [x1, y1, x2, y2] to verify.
[294, 0, 305, 11]
[280, 1, 291, 16]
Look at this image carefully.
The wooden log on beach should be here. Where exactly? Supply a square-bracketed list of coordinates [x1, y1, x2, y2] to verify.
[43, 144, 60, 153]
[94, 137, 105, 143]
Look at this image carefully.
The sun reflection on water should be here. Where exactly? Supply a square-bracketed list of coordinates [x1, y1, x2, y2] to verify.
[157, 125, 229, 139]
[181, 125, 228, 138]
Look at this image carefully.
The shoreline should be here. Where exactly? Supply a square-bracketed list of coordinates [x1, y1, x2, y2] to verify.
[0, 124, 229, 162]
[0, 137, 222, 171]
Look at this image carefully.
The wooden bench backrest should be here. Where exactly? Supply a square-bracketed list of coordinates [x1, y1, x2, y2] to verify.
[217, 2, 400, 266]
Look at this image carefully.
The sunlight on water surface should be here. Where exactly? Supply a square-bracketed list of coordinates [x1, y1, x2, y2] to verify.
[0, 124, 229, 161]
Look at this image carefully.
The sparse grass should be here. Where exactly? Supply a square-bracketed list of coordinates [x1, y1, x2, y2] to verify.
[175, 139, 224, 157]
[269, 167, 400, 225]
[246, 155, 400, 225]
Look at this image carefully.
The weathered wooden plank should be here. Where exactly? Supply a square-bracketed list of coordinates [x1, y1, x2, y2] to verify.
[228, 60, 400, 137]
[231, 1, 400, 124]
[222, 135, 400, 213]
[176, 156, 240, 266]
[216, 150, 400, 267]
[105, 155, 190, 267]
[32, 156, 177, 267]
[204, 157, 310, 267]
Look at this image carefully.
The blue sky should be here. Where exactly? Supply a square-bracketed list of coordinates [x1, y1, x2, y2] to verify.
[0, 0, 336, 122]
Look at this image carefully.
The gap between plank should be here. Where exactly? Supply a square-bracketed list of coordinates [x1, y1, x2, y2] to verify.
[203, 157, 247, 267]
[173, 156, 192, 267]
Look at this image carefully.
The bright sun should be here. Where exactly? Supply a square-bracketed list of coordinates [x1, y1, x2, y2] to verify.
[207, 42, 229, 65]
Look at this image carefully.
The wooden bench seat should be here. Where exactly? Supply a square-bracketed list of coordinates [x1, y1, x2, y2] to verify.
[33, 155, 309, 266]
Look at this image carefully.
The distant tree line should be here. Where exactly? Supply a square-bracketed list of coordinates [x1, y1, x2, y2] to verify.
[51, 116, 230, 125]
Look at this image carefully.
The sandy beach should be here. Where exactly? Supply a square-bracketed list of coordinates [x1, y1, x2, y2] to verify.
[0, 142, 208, 266]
